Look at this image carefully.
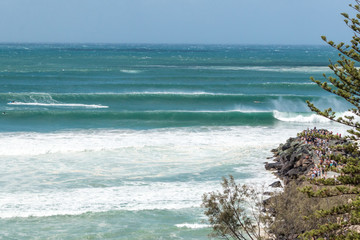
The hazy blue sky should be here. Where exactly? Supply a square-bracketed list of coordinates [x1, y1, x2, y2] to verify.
[0, 0, 355, 44]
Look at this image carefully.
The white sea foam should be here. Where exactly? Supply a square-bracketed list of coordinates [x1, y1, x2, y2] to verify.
[0, 127, 283, 198]
[0, 127, 298, 156]
[0, 124, 349, 158]
[262, 82, 315, 85]
[175, 223, 210, 229]
[192, 66, 331, 73]
[117, 91, 243, 96]
[7, 102, 108, 108]
[0, 125, 349, 218]
[273, 110, 359, 125]
[120, 70, 142, 74]
[0, 178, 280, 218]
[0, 182, 219, 218]
[6, 92, 108, 108]
[273, 110, 331, 123]
[145, 64, 331, 73]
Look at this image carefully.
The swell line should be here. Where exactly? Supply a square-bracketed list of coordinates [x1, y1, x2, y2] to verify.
[7, 102, 108, 109]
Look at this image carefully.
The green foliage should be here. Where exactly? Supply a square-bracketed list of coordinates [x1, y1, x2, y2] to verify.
[267, 182, 344, 239]
[204, 2, 360, 239]
[303, 1, 360, 238]
[202, 175, 268, 240]
[300, 197, 360, 239]
[300, 184, 360, 197]
[307, 1, 360, 141]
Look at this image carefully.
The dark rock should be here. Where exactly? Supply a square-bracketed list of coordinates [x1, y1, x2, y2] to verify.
[285, 168, 302, 179]
[281, 141, 291, 151]
[278, 153, 289, 164]
[265, 162, 283, 170]
[266, 132, 351, 187]
[289, 152, 302, 164]
[269, 181, 282, 188]
[290, 141, 300, 149]
[294, 158, 304, 168]
[273, 156, 280, 162]
[280, 162, 294, 175]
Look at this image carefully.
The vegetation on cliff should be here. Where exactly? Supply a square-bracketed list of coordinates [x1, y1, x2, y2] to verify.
[203, 1, 360, 239]
[301, 1, 360, 238]
[202, 176, 268, 240]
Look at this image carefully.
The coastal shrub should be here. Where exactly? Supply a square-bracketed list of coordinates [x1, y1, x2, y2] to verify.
[335, 154, 342, 162]
[202, 175, 270, 240]
[266, 181, 344, 239]
[308, 177, 337, 186]
[300, 197, 360, 239]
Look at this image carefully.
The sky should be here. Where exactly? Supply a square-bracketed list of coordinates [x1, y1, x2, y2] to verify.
[0, 0, 355, 45]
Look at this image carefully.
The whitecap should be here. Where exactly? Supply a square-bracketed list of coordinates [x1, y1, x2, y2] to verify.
[7, 102, 108, 109]
[273, 110, 331, 123]
[192, 66, 331, 73]
[120, 70, 142, 74]
[0, 182, 219, 218]
[175, 223, 210, 229]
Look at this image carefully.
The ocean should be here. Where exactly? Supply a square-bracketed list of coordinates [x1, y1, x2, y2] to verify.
[0, 44, 350, 239]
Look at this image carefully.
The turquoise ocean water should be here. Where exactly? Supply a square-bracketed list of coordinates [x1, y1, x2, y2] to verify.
[0, 44, 350, 239]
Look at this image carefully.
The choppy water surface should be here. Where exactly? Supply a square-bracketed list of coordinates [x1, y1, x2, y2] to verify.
[0, 44, 348, 239]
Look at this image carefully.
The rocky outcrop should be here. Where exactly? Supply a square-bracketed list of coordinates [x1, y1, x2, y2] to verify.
[269, 180, 282, 188]
[264, 131, 353, 239]
[266, 137, 314, 184]
[266, 132, 349, 185]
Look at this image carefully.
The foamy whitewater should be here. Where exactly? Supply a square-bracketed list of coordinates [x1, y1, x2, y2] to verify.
[0, 44, 350, 239]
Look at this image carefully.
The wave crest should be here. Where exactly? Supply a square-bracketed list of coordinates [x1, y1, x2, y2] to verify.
[175, 223, 210, 229]
[273, 110, 331, 123]
[120, 70, 142, 74]
[8, 102, 108, 109]
[5, 93, 108, 109]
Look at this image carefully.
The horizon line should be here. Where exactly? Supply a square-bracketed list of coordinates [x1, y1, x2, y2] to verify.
[0, 42, 329, 46]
